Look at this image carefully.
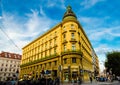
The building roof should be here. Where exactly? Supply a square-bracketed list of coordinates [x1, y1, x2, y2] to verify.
[62, 5, 77, 21]
[0, 51, 22, 60]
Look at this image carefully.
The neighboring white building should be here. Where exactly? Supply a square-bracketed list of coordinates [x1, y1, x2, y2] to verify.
[0, 51, 21, 81]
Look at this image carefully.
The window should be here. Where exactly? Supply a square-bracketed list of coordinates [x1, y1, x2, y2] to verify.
[64, 45, 66, 51]
[71, 33, 74, 39]
[55, 31, 57, 36]
[54, 39, 56, 45]
[45, 63, 46, 68]
[49, 62, 51, 66]
[5, 68, 7, 71]
[45, 51, 47, 56]
[8, 73, 10, 76]
[14, 55, 16, 58]
[63, 34, 66, 40]
[54, 48, 56, 54]
[9, 54, 11, 57]
[72, 58, 76, 63]
[50, 34, 52, 39]
[54, 61, 57, 65]
[41, 53, 43, 58]
[49, 49, 51, 55]
[1, 64, 4, 66]
[71, 24, 74, 29]
[9, 68, 11, 71]
[4, 73, 6, 76]
[72, 44, 76, 50]
[45, 43, 47, 49]
[50, 41, 52, 47]
[63, 26, 66, 31]
[64, 59, 67, 64]
[1, 68, 3, 71]
[13, 69, 15, 72]
[14, 65, 16, 67]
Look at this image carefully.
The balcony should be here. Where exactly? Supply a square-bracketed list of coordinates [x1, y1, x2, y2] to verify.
[61, 50, 83, 56]
[69, 38, 77, 42]
[20, 53, 59, 67]
[62, 40, 68, 44]
[62, 30, 67, 34]
[69, 29, 76, 32]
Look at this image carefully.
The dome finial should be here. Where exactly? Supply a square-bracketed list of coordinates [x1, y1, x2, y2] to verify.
[62, 5, 77, 21]
[67, 5, 72, 12]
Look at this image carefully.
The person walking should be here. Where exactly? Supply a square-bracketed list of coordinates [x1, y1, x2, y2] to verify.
[78, 76, 82, 85]
[89, 75, 92, 83]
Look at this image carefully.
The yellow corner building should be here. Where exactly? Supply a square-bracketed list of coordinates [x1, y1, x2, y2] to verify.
[20, 6, 99, 82]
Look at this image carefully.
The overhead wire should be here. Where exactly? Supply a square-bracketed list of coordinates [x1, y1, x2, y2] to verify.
[0, 0, 21, 51]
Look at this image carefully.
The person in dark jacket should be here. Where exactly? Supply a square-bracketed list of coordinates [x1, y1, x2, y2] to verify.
[5, 77, 12, 85]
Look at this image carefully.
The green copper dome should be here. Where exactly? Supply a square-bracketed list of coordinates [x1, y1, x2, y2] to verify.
[62, 5, 77, 21]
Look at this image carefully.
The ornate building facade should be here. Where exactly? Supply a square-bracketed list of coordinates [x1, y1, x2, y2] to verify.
[20, 6, 99, 82]
[0, 51, 21, 81]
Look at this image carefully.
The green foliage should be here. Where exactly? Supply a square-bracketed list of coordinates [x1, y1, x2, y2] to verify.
[105, 51, 120, 76]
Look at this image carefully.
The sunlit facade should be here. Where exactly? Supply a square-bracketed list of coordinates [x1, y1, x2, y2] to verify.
[20, 6, 99, 82]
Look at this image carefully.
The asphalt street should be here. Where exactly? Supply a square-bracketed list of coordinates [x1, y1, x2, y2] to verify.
[60, 81, 120, 85]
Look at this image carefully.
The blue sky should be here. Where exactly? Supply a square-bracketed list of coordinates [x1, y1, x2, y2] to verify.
[0, 0, 120, 72]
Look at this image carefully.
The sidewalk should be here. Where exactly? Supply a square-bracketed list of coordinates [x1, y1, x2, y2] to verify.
[60, 80, 119, 85]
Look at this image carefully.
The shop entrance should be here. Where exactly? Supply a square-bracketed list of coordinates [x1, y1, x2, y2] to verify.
[72, 71, 78, 83]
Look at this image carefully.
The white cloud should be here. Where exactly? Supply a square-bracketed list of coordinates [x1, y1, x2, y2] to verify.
[88, 26, 120, 41]
[0, 8, 56, 54]
[79, 16, 120, 41]
[46, 0, 65, 9]
[80, 0, 105, 9]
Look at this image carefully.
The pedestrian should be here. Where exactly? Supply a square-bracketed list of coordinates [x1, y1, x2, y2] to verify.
[78, 77, 82, 85]
[89, 76, 92, 83]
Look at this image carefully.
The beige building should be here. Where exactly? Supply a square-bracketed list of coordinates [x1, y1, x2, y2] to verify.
[20, 6, 99, 82]
[0, 51, 21, 81]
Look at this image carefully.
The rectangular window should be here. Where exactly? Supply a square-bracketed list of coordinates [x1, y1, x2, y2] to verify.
[45, 43, 47, 49]
[41, 53, 43, 58]
[64, 45, 66, 51]
[49, 62, 51, 66]
[50, 41, 52, 47]
[71, 24, 74, 29]
[63, 34, 66, 40]
[71, 33, 74, 39]
[72, 58, 76, 63]
[5, 68, 7, 71]
[55, 31, 57, 36]
[72, 44, 76, 50]
[49, 49, 51, 55]
[9, 54, 11, 57]
[45, 51, 47, 56]
[54, 48, 56, 54]
[54, 61, 57, 65]
[64, 59, 67, 64]
[63, 26, 66, 31]
[54, 39, 56, 45]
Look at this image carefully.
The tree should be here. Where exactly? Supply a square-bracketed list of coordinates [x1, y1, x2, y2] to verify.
[105, 51, 120, 76]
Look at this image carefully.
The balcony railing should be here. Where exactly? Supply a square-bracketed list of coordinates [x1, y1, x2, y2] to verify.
[62, 40, 68, 44]
[20, 53, 59, 67]
[61, 49, 83, 56]
[69, 38, 77, 42]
